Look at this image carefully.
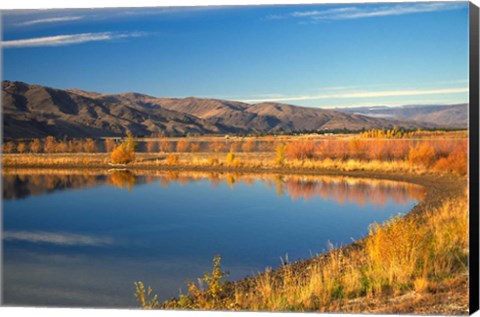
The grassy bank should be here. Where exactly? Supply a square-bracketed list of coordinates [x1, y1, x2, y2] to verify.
[0, 151, 466, 177]
[133, 173, 468, 314]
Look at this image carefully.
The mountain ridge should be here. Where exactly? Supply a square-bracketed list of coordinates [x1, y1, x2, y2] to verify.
[2, 81, 460, 139]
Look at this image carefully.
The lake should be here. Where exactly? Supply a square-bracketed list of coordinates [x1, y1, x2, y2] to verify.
[2, 170, 425, 308]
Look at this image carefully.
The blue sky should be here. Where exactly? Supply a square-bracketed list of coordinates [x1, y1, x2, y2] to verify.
[1, 2, 470, 108]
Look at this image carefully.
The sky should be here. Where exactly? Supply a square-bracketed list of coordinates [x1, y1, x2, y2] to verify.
[1, 2, 470, 108]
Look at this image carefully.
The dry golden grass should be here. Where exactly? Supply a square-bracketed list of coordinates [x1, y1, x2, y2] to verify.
[2, 132, 468, 176]
[136, 190, 469, 313]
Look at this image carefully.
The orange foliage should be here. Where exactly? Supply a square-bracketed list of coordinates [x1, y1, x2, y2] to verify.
[111, 145, 135, 164]
[17, 142, 27, 153]
[83, 138, 97, 153]
[44, 136, 56, 153]
[176, 139, 190, 152]
[241, 139, 256, 152]
[285, 140, 315, 160]
[160, 138, 173, 152]
[408, 142, 436, 167]
[209, 140, 225, 153]
[433, 141, 468, 175]
[105, 139, 116, 152]
[109, 171, 137, 190]
[30, 139, 42, 153]
[166, 154, 179, 165]
[3, 141, 16, 153]
[146, 140, 158, 153]
[191, 143, 201, 153]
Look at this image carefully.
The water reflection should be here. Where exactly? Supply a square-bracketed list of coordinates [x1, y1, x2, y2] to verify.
[3, 169, 425, 207]
[3, 169, 425, 308]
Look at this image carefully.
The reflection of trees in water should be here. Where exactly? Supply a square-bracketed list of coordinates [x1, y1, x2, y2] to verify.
[282, 178, 425, 207]
[3, 169, 425, 207]
[108, 171, 137, 191]
[3, 172, 105, 199]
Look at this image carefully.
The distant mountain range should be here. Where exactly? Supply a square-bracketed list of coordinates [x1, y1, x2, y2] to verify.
[2, 81, 467, 139]
[335, 104, 468, 128]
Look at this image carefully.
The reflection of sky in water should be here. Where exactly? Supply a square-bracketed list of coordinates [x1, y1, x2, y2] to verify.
[3, 173, 423, 308]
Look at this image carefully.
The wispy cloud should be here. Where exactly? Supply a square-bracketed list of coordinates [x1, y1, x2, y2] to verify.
[3, 230, 113, 246]
[17, 16, 84, 26]
[239, 87, 468, 103]
[1, 31, 146, 48]
[267, 2, 466, 22]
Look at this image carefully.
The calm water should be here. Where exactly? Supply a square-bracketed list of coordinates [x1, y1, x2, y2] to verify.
[2, 170, 425, 308]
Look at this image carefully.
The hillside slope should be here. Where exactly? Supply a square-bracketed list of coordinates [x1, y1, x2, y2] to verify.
[3, 81, 439, 138]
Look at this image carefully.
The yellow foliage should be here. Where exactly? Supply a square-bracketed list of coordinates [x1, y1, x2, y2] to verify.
[166, 154, 179, 165]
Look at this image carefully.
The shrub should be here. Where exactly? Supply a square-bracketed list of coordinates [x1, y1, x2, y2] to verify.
[30, 139, 42, 153]
[110, 132, 136, 164]
[191, 143, 201, 153]
[408, 142, 436, 167]
[209, 141, 225, 153]
[105, 138, 116, 152]
[44, 136, 56, 153]
[84, 138, 97, 153]
[3, 141, 16, 153]
[146, 140, 158, 153]
[166, 154, 179, 165]
[111, 144, 135, 164]
[208, 157, 219, 166]
[241, 139, 256, 152]
[176, 139, 190, 152]
[226, 151, 235, 165]
[160, 138, 173, 152]
[275, 143, 286, 166]
[285, 141, 315, 160]
[17, 142, 27, 153]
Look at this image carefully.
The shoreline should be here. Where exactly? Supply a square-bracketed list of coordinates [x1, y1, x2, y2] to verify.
[2, 160, 468, 313]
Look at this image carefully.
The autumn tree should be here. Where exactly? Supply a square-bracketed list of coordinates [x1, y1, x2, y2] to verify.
[225, 151, 235, 166]
[30, 139, 42, 153]
[285, 140, 315, 160]
[68, 140, 76, 153]
[229, 142, 241, 153]
[209, 140, 225, 153]
[110, 132, 137, 164]
[3, 141, 16, 153]
[44, 136, 56, 153]
[146, 140, 158, 153]
[84, 138, 97, 153]
[190, 143, 201, 153]
[241, 139, 256, 152]
[74, 139, 85, 152]
[160, 138, 173, 152]
[105, 139, 116, 152]
[408, 142, 436, 167]
[55, 138, 69, 153]
[275, 143, 286, 166]
[17, 142, 27, 153]
[166, 154, 179, 165]
[176, 139, 190, 152]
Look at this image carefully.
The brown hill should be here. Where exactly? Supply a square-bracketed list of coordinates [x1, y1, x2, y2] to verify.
[3, 81, 434, 139]
[3, 81, 224, 138]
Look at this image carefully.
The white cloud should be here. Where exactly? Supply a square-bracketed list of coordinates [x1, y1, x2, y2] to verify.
[17, 16, 84, 26]
[3, 230, 113, 246]
[1, 31, 146, 48]
[239, 87, 469, 103]
[271, 2, 466, 22]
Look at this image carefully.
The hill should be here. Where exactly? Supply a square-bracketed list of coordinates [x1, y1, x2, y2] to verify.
[3, 81, 440, 139]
